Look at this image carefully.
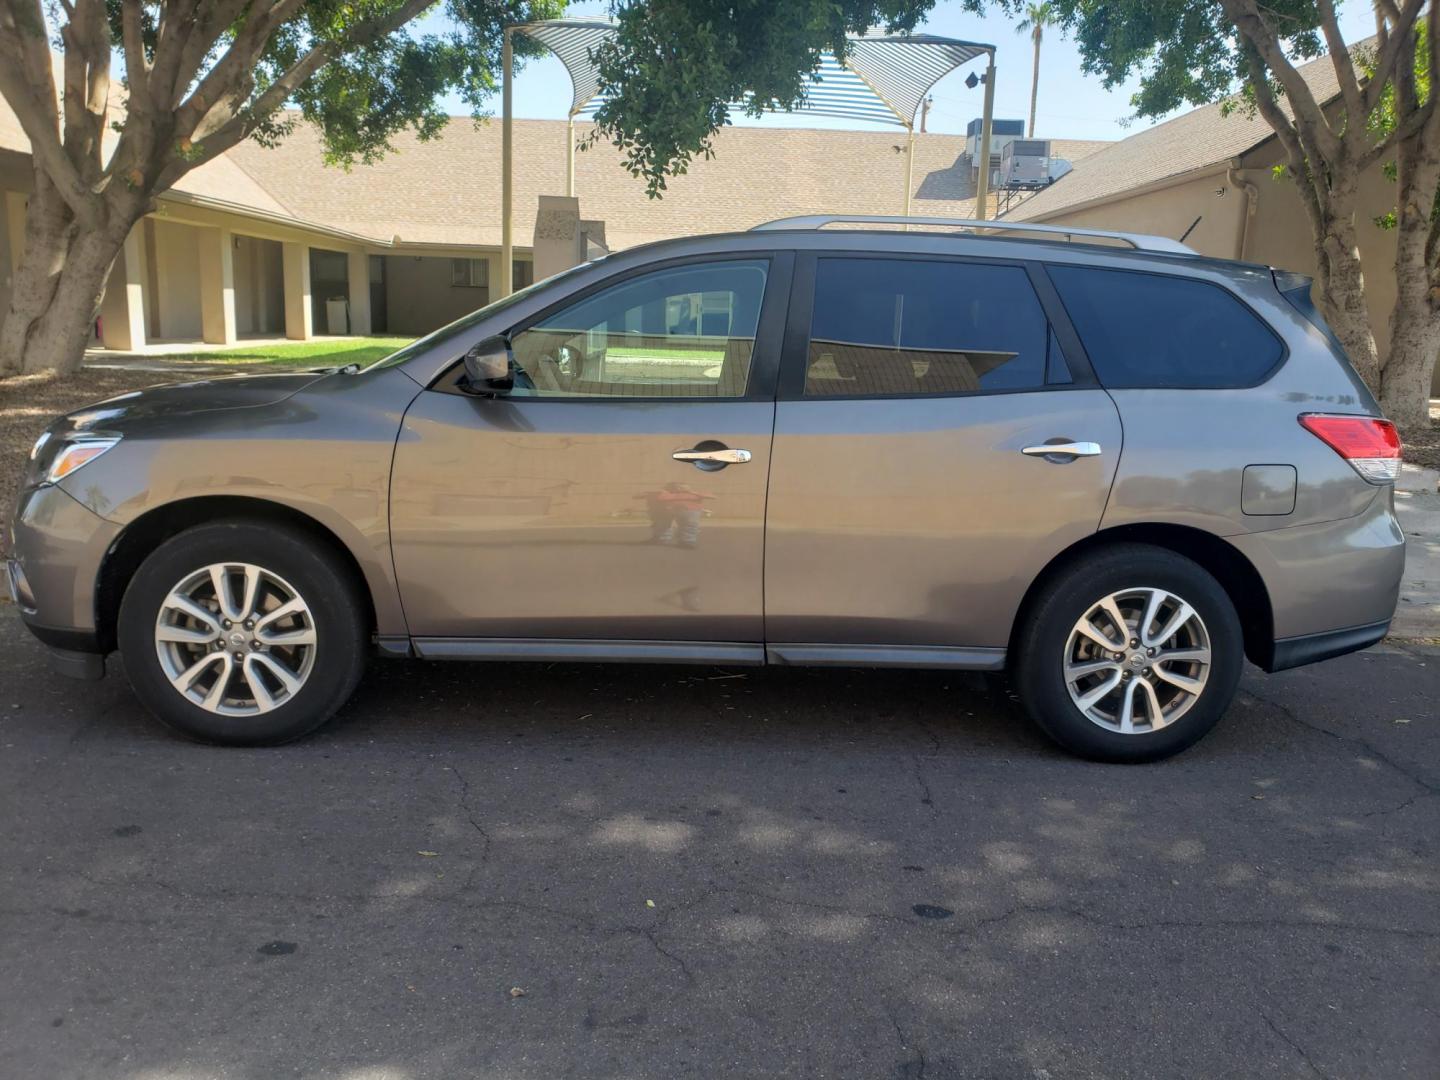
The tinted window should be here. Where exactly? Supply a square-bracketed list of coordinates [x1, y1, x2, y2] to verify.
[804, 258, 1055, 397]
[1048, 265, 1283, 388]
[508, 260, 768, 398]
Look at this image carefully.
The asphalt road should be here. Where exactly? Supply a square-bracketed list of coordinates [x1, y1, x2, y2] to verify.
[1, 609, 1437, 1080]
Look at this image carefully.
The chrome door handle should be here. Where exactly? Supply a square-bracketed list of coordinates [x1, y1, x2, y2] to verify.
[672, 448, 752, 464]
[1021, 441, 1102, 459]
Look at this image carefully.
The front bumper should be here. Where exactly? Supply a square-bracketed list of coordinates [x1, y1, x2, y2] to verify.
[6, 483, 119, 675]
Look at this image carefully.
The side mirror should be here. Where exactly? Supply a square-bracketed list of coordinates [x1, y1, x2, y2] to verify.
[461, 335, 514, 395]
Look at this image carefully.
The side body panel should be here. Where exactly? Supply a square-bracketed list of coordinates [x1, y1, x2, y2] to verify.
[764, 390, 1122, 647]
[1226, 488, 1405, 638]
[55, 368, 419, 636]
[390, 395, 775, 641]
[1082, 258, 1406, 639]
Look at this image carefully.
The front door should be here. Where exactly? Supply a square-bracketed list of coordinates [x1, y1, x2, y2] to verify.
[391, 256, 788, 649]
[764, 253, 1122, 654]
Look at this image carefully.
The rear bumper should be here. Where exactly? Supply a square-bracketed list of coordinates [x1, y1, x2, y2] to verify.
[1265, 618, 1391, 673]
[1228, 487, 1405, 668]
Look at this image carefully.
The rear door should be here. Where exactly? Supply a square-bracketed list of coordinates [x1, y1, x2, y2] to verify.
[764, 253, 1123, 658]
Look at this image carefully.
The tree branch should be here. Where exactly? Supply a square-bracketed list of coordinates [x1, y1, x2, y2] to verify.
[157, 0, 435, 191]
[1219, 0, 1343, 163]
[1362, 0, 1426, 113]
[120, 0, 152, 105]
[0, 0, 99, 222]
[1314, 0, 1365, 129]
[60, 0, 111, 185]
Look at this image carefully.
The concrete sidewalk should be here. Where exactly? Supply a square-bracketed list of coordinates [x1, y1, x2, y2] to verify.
[1394, 463, 1440, 640]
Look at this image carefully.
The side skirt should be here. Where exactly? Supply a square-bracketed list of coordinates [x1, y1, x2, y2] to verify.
[400, 637, 1007, 671]
[411, 638, 765, 666]
[766, 643, 1006, 670]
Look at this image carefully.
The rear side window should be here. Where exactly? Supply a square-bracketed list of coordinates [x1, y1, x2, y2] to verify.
[804, 258, 1061, 397]
[1048, 265, 1283, 388]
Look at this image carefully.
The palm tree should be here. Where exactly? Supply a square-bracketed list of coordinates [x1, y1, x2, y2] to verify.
[1017, 2, 1057, 139]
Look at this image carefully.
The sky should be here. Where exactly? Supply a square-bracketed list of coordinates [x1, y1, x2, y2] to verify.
[425, 0, 1379, 142]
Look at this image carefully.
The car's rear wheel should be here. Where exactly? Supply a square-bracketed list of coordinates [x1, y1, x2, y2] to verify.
[1014, 544, 1243, 762]
[117, 521, 367, 745]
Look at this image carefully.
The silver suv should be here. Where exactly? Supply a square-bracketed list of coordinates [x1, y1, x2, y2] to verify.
[5, 216, 1406, 761]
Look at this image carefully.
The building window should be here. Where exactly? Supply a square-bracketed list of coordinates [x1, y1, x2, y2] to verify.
[513, 259, 535, 290]
[451, 258, 489, 288]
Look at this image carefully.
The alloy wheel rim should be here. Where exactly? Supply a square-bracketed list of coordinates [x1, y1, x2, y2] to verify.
[154, 562, 317, 716]
[1063, 586, 1211, 735]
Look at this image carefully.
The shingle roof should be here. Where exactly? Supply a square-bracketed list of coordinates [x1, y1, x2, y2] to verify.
[1004, 47, 1352, 222]
[227, 118, 1108, 249]
[0, 79, 1105, 249]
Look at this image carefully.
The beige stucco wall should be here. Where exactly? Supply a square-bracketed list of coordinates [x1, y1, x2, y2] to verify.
[1028, 169, 1247, 259]
[383, 253, 496, 336]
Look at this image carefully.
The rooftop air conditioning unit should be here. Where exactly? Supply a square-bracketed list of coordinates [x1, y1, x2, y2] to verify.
[1001, 139, 1053, 189]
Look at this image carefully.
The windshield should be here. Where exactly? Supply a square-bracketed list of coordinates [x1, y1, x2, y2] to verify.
[364, 258, 605, 371]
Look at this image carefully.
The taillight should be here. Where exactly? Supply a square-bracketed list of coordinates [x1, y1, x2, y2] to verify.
[1298, 413, 1402, 483]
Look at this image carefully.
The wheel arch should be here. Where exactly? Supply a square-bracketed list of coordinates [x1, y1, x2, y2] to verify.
[94, 496, 379, 653]
[1009, 523, 1275, 669]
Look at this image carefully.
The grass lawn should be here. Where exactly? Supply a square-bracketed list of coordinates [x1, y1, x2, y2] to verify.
[180, 336, 414, 368]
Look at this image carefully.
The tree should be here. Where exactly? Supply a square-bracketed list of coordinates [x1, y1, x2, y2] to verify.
[586, 2, 936, 197]
[1016, 2, 1055, 139]
[0, 0, 575, 376]
[0, 0, 942, 378]
[992, 0, 1437, 432]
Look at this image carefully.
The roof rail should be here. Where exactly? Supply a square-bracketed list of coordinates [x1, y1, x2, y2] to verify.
[749, 215, 1196, 255]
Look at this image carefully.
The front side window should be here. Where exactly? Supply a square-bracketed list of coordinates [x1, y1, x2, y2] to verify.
[507, 260, 768, 398]
[804, 258, 1055, 397]
[1048, 265, 1284, 388]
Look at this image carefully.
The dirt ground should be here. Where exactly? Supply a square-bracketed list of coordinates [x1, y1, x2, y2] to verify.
[1404, 408, 1440, 470]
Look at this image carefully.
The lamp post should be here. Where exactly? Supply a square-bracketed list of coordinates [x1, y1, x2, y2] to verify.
[973, 49, 996, 221]
[500, 25, 515, 298]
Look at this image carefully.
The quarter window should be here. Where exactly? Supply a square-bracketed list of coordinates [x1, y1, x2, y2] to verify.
[804, 258, 1057, 397]
[507, 260, 768, 398]
[1048, 265, 1283, 388]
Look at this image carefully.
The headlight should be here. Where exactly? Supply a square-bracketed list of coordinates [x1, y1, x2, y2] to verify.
[26, 434, 121, 487]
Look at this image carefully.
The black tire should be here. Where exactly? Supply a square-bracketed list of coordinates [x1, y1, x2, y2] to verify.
[117, 520, 368, 746]
[1013, 543, 1243, 763]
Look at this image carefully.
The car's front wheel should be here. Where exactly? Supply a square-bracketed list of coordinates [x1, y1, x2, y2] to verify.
[1014, 544, 1243, 762]
[117, 521, 368, 745]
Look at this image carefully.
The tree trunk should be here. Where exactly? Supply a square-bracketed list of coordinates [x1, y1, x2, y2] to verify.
[1379, 302, 1440, 432]
[0, 175, 137, 378]
[1313, 211, 1382, 393]
[1028, 33, 1041, 139]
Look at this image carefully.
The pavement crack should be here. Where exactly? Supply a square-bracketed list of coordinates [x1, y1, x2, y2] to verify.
[908, 714, 940, 816]
[1261, 1012, 1330, 1080]
[1240, 687, 1440, 795]
[886, 1004, 927, 1078]
[640, 927, 696, 985]
[447, 764, 492, 864]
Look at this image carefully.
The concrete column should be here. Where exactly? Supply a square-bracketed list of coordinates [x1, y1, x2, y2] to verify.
[282, 240, 312, 340]
[100, 228, 148, 351]
[346, 249, 371, 336]
[199, 227, 237, 345]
